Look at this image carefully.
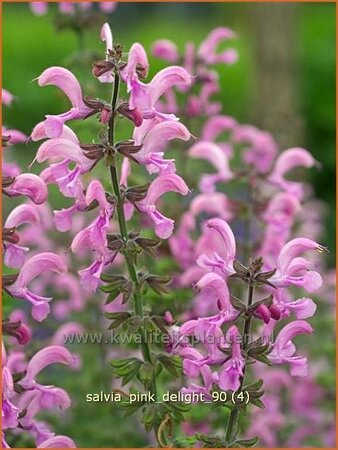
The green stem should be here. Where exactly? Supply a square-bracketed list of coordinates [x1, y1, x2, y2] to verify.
[225, 283, 254, 443]
[107, 72, 157, 397]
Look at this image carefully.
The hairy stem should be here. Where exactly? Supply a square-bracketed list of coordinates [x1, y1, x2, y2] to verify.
[107, 72, 157, 396]
[225, 282, 254, 443]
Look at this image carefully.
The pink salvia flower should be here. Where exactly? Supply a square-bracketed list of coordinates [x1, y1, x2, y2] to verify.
[272, 288, 317, 320]
[100, 2, 117, 13]
[125, 65, 192, 124]
[196, 218, 236, 278]
[59, 2, 75, 14]
[72, 180, 113, 291]
[218, 325, 245, 391]
[23, 346, 77, 383]
[152, 40, 179, 63]
[268, 148, 317, 198]
[188, 142, 234, 193]
[98, 23, 114, 83]
[201, 115, 237, 142]
[198, 27, 238, 65]
[268, 320, 313, 376]
[233, 125, 278, 173]
[36, 67, 92, 138]
[30, 2, 48, 15]
[195, 272, 237, 319]
[2, 127, 28, 144]
[269, 238, 326, 292]
[8, 253, 67, 321]
[5, 174, 48, 204]
[121, 42, 149, 88]
[4, 204, 40, 268]
[137, 174, 189, 239]
[133, 120, 190, 173]
[2, 88, 14, 106]
[36, 136, 93, 198]
[37, 436, 76, 448]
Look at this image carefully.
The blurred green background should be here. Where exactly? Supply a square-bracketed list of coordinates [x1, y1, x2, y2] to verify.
[2, 2, 336, 447]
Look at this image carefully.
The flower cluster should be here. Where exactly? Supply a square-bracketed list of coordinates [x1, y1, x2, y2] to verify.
[152, 28, 237, 118]
[2, 91, 78, 448]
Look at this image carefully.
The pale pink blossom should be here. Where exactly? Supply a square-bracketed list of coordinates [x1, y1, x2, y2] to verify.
[196, 218, 236, 278]
[198, 27, 238, 65]
[268, 320, 313, 376]
[152, 40, 179, 63]
[8, 253, 67, 321]
[2, 88, 14, 105]
[270, 238, 326, 292]
[133, 120, 190, 173]
[36, 67, 92, 138]
[138, 174, 189, 239]
[218, 325, 244, 390]
[4, 204, 40, 268]
[268, 148, 317, 198]
[5, 174, 48, 205]
[189, 141, 234, 193]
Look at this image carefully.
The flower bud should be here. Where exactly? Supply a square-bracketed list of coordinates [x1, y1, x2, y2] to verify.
[100, 105, 112, 124]
[254, 304, 271, 324]
[269, 304, 281, 321]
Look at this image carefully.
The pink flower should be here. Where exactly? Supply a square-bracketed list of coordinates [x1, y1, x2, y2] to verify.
[36, 67, 92, 138]
[201, 115, 237, 142]
[137, 174, 189, 239]
[268, 320, 313, 376]
[123, 65, 192, 124]
[8, 253, 67, 321]
[30, 2, 48, 15]
[2, 349, 19, 430]
[272, 288, 317, 319]
[98, 23, 114, 83]
[36, 136, 93, 198]
[198, 27, 238, 65]
[5, 174, 48, 204]
[233, 125, 278, 173]
[218, 325, 244, 391]
[23, 346, 77, 384]
[268, 148, 317, 198]
[190, 193, 234, 222]
[196, 218, 236, 278]
[2, 88, 14, 106]
[181, 364, 217, 400]
[37, 436, 76, 448]
[52, 275, 86, 319]
[71, 180, 113, 291]
[4, 204, 40, 268]
[59, 2, 75, 14]
[2, 127, 28, 145]
[152, 40, 179, 63]
[195, 273, 237, 319]
[121, 42, 149, 88]
[100, 2, 117, 13]
[262, 192, 301, 229]
[188, 142, 234, 193]
[133, 120, 190, 173]
[270, 238, 326, 292]
[52, 323, 85, 346]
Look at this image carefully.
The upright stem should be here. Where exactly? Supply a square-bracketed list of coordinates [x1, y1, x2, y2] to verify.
[107, 72, 157, 395]
[225, 282, 254, 443]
